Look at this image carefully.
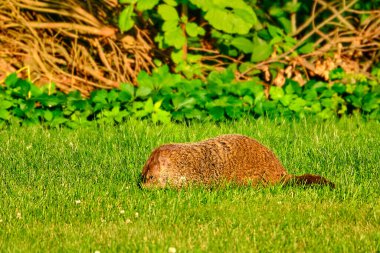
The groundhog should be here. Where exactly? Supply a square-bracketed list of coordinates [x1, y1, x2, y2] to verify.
[141, 134, 335, 188]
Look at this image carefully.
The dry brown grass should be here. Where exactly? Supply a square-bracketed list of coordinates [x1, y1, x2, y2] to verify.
[0, 0, 155, 96]
[237, 0, 380, 87]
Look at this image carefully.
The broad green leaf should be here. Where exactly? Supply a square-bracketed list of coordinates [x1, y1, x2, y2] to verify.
[234, 8, 258, 25]
[320, 89, 336, 98]
[5, 73, 18, 88]
[251, 83, 265, 97]
[51, 117, 68, 126]
[136, 0, 159, 11]
[91, 90, 108, 104]
[321, 98, 335, 109]
[119, 91, 133, 102]
[152, 109, 171, 124]
[153, 100, 163, 111]
[109, 106, 120, 117]
[231, 37, 254, 53]
[311, 102, 322, 113]
[120, 82, 135, 98]
[238, 62, 258, 75]
[119, 0, 136, 3]
[165, 28, 186, 49]
[72, 100, 88, 110]
[284, 1, 301, 13]
[212, 0, 252, 10]
[187, 53, 202, 63]
[298, 42, 314, 54]
[163, 0, 177, 6]
[144, 98, 154, 113]
[253, 101, 264, 115]
[171, 50, 184, 64]
[37, 94, 62, 107]
[184, 108, 204, 120]
[0, 109, 10, 120]
[317, 109, 334, 119]
[262, 100, 277, 112]
[135, 86, 152, 98]
[172, 97, 196, 110]
[270, 36, 283, 45]
[268, 25, 283, 38]
[15, 79, 31, 97]
[162, 20, 179, 32]
[250, 35, 272, 62]
[107, 90, 119, 103]
[205, 8, 254, 34]
[354, 85, 367, 97]
[277, 17, 292, 34]
[189, 0, 213, 10]
[208, 106, 224, 120]
[362, 92, 379, 112]
[186, 22, 205, 37]
[0, 100, 13, 109]
[304, 89, 318, 101]
[137, 71, 154, 89]
[243, 95, 254, 106]
[280, 94, 294, 106]
[309, 81, 328, 93]
[44, 110, 53, 121]
[332, 83, 346, 94]
[269, 86, 284, 100]
[30, 84, 42, 97]
[338, 104, 347, 115]
[118, 5, 135, 32]
[158, 4, 179, 21]
[226, 106, 242, 119]
[285, 80, 302, 95]
[289, 97, 306, 112]
[269, 7, 284, 17]
[172, 111, 184, 121]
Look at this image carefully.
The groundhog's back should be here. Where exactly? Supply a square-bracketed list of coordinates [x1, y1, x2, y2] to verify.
[141, 134, 288, 187]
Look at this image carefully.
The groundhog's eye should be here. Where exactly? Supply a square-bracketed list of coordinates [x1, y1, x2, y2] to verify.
[149, 175, 154, 179]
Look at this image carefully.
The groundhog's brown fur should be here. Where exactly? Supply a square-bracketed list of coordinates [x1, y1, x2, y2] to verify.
[141, 134, 335, 188]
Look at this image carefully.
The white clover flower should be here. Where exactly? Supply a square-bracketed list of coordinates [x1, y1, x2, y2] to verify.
[75, 200, 81, 204]
[94, 251, 100, 253]
[168, 247, 176, 253]
[125, 219, 132, 224]
[135, 212, 139, 218]
[16, 212, 22, 219]
[120, 210, 125, 214]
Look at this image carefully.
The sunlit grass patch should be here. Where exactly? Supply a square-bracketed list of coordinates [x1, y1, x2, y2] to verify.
[0, 118, 379, 252]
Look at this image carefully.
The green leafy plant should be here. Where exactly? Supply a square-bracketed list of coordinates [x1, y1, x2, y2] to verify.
[0, 66, 379, 128]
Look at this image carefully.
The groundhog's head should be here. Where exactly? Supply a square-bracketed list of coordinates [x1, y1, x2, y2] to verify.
[140, 148, 168, 188]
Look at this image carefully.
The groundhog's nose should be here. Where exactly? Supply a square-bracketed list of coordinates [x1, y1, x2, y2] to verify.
[138, 174, 147, 188]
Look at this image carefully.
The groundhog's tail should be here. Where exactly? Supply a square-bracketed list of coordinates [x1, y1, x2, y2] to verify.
[285, 174, 335, 188]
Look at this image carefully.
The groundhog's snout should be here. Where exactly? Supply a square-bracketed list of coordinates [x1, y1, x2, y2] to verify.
[139, 173, 154, 188]
[140, 162, 168, 188]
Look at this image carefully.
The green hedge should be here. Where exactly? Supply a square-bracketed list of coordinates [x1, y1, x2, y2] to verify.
[1, 65, 379, 128]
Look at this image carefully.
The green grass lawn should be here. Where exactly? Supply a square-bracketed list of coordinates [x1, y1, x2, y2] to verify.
[0, 118, 379, 252]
